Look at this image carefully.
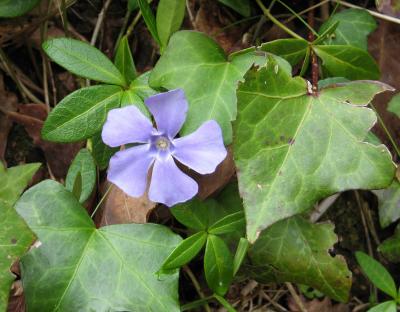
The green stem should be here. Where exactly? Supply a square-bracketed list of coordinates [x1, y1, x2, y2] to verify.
[255, 0, 303, 40]
[91, 184, 113, 218]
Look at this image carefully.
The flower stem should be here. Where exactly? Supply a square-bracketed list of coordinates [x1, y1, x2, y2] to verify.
[91, 184, 113, 218]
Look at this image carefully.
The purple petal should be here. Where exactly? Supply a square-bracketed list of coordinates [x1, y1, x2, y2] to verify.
[172, 120, 227, 174]
[145, 89, 188, 138]
[102, 106, 154, 147]
[108, 144, 154, 197]
[149, 155, 198, 206]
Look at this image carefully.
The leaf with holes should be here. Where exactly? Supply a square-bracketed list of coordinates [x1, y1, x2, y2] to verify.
[234, 56, 395, 242]
[150, 31, 265, 144]
[16, 180, 181, 312]
[248, 216, 352, 302]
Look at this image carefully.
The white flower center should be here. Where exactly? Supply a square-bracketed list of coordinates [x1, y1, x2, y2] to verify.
[156, 137, 169, 150]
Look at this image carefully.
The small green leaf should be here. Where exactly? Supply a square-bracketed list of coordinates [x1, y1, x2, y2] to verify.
[43, 38, 126, 86]
[121, 89, 150, 117]
[91, 132, 118, 170]
[204, 235, 233, 296]
[156, 0, 186, 48]
[16, 180, 181, 311]
[159, 231, 207, 273]
[373, 180, 400, 228]
[318, 9, 376, 50]
[138, 0, 161, 46]
[65, 149, 96, 203]
[0, 162, 41, 206]
[234, 57, 394, 242]
[0, 0, 40, 17]
[114, 35, 137, 83]
[355, 251, 397, 299]
[42, 85, 123, 142]
[71, 172, 82, 200]
[260, 38, 308, 66]
[368, 301, 397, 312]
[208, 211, 245, 235]
[313, 45, 380, 80]
[313, 21, 339, 45]
[388, 93, 400, 118]
[248, 216, 352, 302]
[233, 237, 249, 276]
[171, 199, 213, 230]
[378, 224, 400, 263]
[214, 294, 236, 312]
[0, 201, 35, 311]
[218, 0, 251, 17]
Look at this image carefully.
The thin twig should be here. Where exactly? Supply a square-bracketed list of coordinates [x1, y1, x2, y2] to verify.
[308, 0, 319, 94]
[90, 0, 113, 46]
[126, 11, 142, 38]
[182, 265, 211, 312]
[285, 283, 307, 312]
[91, 184, 113, 218]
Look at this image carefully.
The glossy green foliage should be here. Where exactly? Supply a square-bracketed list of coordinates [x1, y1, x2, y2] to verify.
[313, 45, 380, 80]
[356, 251, 397, 299]
[249, 216, 352, 302]
[65, 149, 96, 203]
[43, 38, 126, 86]
[150, 31, 265, 144]
[208, 211, 245, 235]
[368, 301, 397, 312]
[0, 0, 40, 17]
[114, 36, 137, 83]
[260, 38, 308, 66]
[319, 9, 376, 50]
[379, 224, 400, 263]
[388, 93, 400, 118]
[138, 0, 161, 46]
[234, 57, 395, 242]
[218, 0, 251, 16]
[373, 180, 400, 228]
[42, 85, 123, 142]
[91, 132, 118, 170]
[16, 180, 181, 312]
[156, 0, 186, 48]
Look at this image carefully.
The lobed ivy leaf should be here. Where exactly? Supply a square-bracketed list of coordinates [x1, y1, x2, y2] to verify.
[248, 216, 352, 302]
[260, 38, 308, 66]
[42, 85, 123, 142]
[156, 0, 186, 48]
[114, 35, 137, 83]
[43, 38, 126, 86]
[65, 149, 96, 203]
[388, 93, 400, 118]
[0, 0, 40, 17]
[313, 45, 380, 80]
[234, 57, 395, 242]
[319, 9, 376, 50]
[16, 180, 181, 312]
[378, 224, 400, 263]
[373, 180, 400, 228]
[150, 30, 265, 144]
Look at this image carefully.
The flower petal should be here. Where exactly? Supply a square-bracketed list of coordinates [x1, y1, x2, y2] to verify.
[102, 106, 154, 147]
[149, 155, 198, 207]
[107, 144, 154, 197]
[145, 89, 188, 138]
[173, 120, 227, 174]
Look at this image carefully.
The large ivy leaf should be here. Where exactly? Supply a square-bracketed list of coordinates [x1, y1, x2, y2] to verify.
[313, 45, 380, 80]
[43, 38, 126, 86]
[260, 38, 308, 66]
[319, 9, 376, 50]
[0, 0, 40, 17]
[248, 216, 351, 302]
[42, 85, 123, 142]
[149, 30, 265, 144]
[15, 180, 181, 312]
[373, 180, 400, 228]
[234, 57, 395, 242]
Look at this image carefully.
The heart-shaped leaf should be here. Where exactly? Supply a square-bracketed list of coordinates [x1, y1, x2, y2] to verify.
[150, 30, 265, 144]
[248, 216, 352, 302]
[16, 180, 181, 311]
[234, 56, 395, 242]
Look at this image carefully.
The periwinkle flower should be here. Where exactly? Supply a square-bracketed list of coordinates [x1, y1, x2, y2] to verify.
[102, 89, 227, 207]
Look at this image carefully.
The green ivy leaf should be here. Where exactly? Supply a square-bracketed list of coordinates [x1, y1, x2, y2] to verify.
[0, 201, 35, 311]
[114, 35, 137, 83]
[156, 0, 186, 48]
[368, 301, 397, 312]
[234, 57, 395, 242]
[378, 224, 400, 263]
[204, 235, 233, 296]
[42, 85, 123, 142]
[313, 45, 380, 80]
[43, 38, 126, 86]
[65, 149, 96, 203]
[91, 132, 118, 170]
[373, 180, 400, 228]
[355, 251, 397, 299]
[248, 216, 352, 302]
[218, 0, 251, 17]
[0, 0, 40, 17]
[319, 9, 376, 50]
[150, 31, 265, 144]
[260, 38, 308, 66]
[388, 93, 400, 118]
[138, 0, 161, 47]
[0, 162, 41, 206]
[16, 180, 181, 311]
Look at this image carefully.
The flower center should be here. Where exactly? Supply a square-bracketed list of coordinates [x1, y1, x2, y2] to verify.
[155, 137, 170, 151]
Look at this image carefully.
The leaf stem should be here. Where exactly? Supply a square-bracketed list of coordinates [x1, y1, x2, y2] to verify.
[91, 184, 113, 218]
[255, 0, 303, 40]
[307, 1, 319, 95]
[183, 265, 211, 312]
